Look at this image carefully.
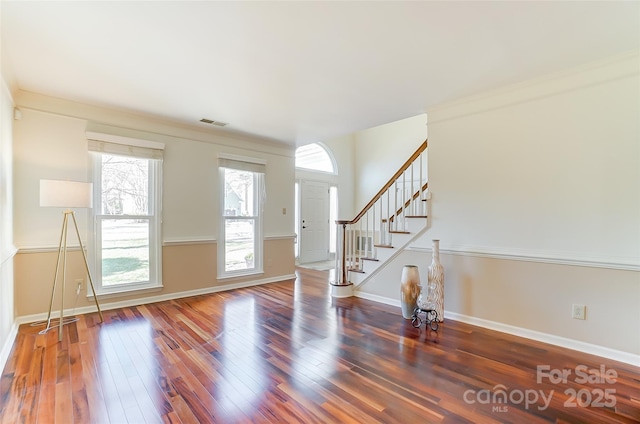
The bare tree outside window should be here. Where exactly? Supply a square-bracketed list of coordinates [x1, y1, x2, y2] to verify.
[223, 168, 256, 272]
[100, 154, 151, 285]
[101, 155, 149, 215]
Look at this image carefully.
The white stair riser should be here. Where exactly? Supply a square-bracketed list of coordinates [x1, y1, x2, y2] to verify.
[348, 217, 428, 284]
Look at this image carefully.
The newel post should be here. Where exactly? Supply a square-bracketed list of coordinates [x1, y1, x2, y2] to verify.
[330, 220, 353, 297]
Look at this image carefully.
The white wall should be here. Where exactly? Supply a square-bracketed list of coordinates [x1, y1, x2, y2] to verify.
[13, 111, 91, 247]
[294, 114, 426, 225]
[13, 93, 295, 248]
[424, 52, 639, 267]
[294, 134, 356, 220]
[357, 52, 640, 362]
[11, 91, 296, 319]
[0, 78, 16, 370]
[353, 114, 427, 211]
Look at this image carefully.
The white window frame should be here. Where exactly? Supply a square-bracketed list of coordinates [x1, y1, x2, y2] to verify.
[295, 142, 337, 174]
[88, 133, 163, 296]
[218, 154, 265, 279]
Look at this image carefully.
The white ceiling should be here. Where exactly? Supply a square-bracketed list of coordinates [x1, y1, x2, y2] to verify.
[2, 1, 639, 146]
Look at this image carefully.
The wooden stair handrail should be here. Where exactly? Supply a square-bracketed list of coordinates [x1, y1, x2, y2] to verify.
[341, 139, 427, 225]
[389, 182, 428, 223]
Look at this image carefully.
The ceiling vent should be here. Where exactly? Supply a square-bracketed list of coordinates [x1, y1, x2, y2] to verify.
[200, 118, 228, 127]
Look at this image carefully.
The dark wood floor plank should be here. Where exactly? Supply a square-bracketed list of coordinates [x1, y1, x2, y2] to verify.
[168, 393, 199, 424]
[1, 267, 639, 423]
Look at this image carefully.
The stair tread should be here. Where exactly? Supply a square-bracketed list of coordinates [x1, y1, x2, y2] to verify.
[389, 230, 410, 234]
[374, 244, 394, 248]
[361, 257, 379, 261]
[347, 267, 365, 273]
[405, 215, 428, 218]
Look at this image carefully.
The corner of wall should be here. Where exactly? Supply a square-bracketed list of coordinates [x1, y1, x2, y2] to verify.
[0, 74, 17, 374]
[0, 322, 18, 373]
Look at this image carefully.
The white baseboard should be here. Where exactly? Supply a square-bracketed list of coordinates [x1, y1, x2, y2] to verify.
[355, 291, 400, 308]
[16, 273, 297, 326]
[354, 292, 639, 367]
[0, 321, 19, 373]
[445, 311, 639, 367]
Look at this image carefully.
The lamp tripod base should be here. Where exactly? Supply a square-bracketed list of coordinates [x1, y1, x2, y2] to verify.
[44, 210, 104, 342]
[34, 316, 79, 335]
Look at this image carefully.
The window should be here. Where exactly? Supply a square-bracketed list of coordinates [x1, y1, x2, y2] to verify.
[329, 185, 338, 254]
[294, 143, 339, 260]
[89, 136, 163, 294]
[294, 182, 299, 258]
[219, 155, 265, 277]
[295, 143, 336, 173]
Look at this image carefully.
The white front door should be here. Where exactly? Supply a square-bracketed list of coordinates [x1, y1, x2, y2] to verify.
[299, 180, 329, 263]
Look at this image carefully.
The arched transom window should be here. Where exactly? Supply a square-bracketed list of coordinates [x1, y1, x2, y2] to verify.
[295, 143, 336, 174]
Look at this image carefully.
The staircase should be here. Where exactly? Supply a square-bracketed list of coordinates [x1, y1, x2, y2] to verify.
[331, 140, 429, 297]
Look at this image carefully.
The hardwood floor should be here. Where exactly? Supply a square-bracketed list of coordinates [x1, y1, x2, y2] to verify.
[1, 268, 639, 423]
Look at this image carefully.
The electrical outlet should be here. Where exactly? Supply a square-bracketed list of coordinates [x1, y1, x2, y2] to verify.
[572, 304, 586, 320]
[75, 278, 83, 295]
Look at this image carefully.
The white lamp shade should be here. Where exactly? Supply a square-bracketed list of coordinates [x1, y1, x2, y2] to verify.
[40, 180, 93, 208]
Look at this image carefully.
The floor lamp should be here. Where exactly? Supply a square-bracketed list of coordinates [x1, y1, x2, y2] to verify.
[40, 179, 104, 341]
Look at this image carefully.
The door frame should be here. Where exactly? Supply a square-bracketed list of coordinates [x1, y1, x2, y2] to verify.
[296, 178, 337, 264]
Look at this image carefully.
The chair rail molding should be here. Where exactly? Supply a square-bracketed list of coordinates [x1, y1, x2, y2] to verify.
[406, 244, 640, 272]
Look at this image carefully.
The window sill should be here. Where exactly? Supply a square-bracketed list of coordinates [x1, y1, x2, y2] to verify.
[86, 284, 163, 301]
[217, 269, 264, 281]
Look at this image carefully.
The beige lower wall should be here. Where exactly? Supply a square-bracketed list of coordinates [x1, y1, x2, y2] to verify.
[14, 238, 295, 318]
[356, 249, 640, 358]
[443, 254, 639, 356]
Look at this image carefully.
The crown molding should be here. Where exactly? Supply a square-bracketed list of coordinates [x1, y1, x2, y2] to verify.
[427, 51, 640, 125]
[14, 90, 294, 157]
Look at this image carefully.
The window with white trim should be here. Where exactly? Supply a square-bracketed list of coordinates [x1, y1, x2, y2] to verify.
[89, 137, 163, 294]
[218, 155, 265, 278]
[295, 143, 336, 173]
